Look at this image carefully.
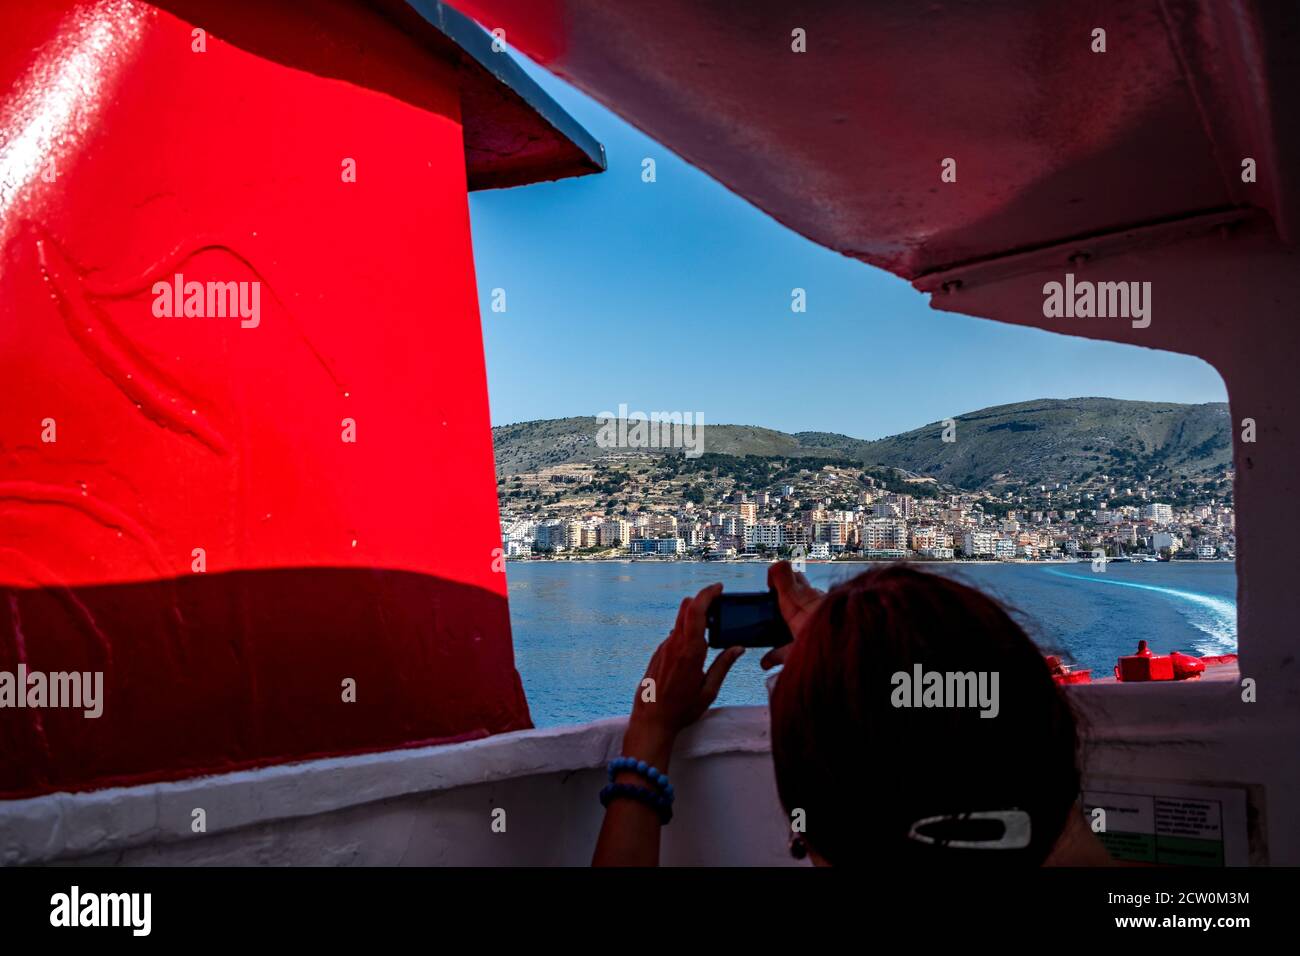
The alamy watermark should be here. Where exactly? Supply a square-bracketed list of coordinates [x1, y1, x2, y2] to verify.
[50, 886, 150, 936]
[152, 273, 261, 328]
[1042, 273, 1150, 328]
[595, 404, 705, 458]
[0, 666, 103, 718]
[890, 665, 999, 718]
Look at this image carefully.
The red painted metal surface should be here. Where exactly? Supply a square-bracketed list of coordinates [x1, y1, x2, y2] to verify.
[452, 0, 1299, 277]
[1114, 641, 1175, 682]
[1169, 651, 1207, 679]
[0, 0, 596, 797]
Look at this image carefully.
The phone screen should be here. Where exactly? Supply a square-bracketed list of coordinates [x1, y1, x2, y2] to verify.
[707, 592, 793, 649]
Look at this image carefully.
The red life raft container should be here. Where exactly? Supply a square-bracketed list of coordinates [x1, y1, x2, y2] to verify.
[1169, 651, 1207, 680]
[1113, 642, 1215, 681]
[1115, 640, 1176, 681]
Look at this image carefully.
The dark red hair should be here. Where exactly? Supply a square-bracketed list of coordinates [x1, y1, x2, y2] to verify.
[769, 564, 1080, 866]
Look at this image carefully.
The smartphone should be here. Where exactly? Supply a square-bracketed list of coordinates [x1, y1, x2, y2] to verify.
[706, 590, 794, 649]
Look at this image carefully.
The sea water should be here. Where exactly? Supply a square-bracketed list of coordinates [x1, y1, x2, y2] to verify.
[505, 561, 1237, 727]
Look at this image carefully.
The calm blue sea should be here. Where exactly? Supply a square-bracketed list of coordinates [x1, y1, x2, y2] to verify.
[505, 561, 1238, 728]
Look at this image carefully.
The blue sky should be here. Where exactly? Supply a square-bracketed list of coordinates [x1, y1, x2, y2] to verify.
[468, 58, 1227, 442]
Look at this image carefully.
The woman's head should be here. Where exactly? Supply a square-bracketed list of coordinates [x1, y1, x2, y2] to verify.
[769, 563, 1080, 866]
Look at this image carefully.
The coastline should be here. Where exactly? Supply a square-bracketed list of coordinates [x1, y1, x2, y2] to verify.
[506, 556, 1235, 566]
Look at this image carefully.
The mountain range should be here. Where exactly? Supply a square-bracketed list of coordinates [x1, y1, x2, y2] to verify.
[491, 398, 1232, 490]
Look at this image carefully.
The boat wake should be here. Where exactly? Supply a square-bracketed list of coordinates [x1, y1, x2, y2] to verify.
[1041, 568, 1237, 654]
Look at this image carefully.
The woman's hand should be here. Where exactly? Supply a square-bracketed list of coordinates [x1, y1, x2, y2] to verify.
[759, 561, 826, 671]
[593, 582, 743, 866]
[625, 583, 744, 757]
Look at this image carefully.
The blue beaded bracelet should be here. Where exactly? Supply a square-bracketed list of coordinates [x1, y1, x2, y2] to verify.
[599, 782, 674, 824]
[607, 757, 675, 800]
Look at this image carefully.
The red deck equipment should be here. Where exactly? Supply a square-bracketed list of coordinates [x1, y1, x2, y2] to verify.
[1115, 641, 1175, 682]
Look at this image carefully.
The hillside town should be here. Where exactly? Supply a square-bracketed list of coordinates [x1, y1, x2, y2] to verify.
[497, 453, 1236, 563]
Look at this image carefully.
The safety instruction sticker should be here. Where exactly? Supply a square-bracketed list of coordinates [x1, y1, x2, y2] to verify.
[1081, 779, 1249, 866]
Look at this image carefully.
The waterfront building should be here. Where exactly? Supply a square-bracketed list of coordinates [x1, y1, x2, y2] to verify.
[963, 530, 997, 557]
[1152, 531, 1182, 552]
[745, 522, 784, 550]
[648, 513, 678, 537]
[910, 526, 940, 550]
[722, 515, 748, 538]
[814, 520, 853, 551]
[865, 519, 907, 551]
[534, 520, 567, 551]
[598, 519, 632, 547]
[629, 537, 685, 555]
[864, 548, 909, 560]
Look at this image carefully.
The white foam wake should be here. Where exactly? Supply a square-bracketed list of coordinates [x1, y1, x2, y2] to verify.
[1042, 568, 1238, 654]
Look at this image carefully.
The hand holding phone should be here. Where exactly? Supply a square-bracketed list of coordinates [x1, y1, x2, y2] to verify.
[706, 590, 794, 649]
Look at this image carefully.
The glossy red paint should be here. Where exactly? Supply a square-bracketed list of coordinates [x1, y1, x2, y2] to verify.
[0, 0, 595, 797]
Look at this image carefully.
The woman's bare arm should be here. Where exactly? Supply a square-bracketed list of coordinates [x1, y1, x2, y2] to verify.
[592, 584, 743, 866]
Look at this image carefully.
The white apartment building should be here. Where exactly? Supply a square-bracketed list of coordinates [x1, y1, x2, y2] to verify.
[1152, 531, 1182, 553]
[722, 515, 749, 538]
[630, 537, 685, 555]
[1143, 502, 1174, 524]
[745, 522, 784, 550]
[963, 530, 997, 557]
[864, 519, 907, 551]
[502, 520, 537, 547]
